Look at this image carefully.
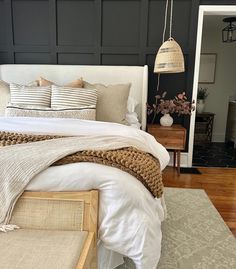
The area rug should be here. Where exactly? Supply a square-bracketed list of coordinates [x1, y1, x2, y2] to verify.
[117, 187, 236, 269]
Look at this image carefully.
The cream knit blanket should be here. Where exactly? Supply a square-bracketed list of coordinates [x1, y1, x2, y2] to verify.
[0, 135, 159, 232]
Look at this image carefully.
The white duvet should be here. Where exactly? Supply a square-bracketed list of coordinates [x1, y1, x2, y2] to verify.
[0, 117, 170, 269]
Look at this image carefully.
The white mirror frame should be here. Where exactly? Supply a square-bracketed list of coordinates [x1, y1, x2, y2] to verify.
[188, 5, 236, 167]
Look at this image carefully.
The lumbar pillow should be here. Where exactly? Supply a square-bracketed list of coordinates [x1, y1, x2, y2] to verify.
[51, 85, 97, 108]
[39, 77, 84, 88]
[84, 82, 131, 125]
[5, 104, 96, 120]
[0, 80, 10, 116]
[10, 83, 51, 107]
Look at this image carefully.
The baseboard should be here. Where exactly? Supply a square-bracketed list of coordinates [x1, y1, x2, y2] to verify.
[168, 152, 189, 168]
[212, 133, 225, 142]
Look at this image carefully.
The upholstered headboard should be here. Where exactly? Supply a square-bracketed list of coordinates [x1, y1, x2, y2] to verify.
[0, 64, 148, 130]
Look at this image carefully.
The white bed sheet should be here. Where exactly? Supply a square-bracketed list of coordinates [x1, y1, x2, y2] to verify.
[0, 117, 170, 269]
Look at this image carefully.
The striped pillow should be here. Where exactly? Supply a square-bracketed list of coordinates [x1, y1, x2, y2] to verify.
[51, 85, 97, 108]
[10, 83, 51, 107]
[5, 104, 96, 120]
[0, 80, 10, 116]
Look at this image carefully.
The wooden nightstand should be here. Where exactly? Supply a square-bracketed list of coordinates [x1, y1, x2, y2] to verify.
[147, 124, 186, 175]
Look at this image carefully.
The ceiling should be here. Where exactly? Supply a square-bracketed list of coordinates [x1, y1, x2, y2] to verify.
[203, 15, 236, 30]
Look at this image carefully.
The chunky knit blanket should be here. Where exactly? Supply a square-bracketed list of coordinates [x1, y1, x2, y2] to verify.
[0, 131, 163, 231]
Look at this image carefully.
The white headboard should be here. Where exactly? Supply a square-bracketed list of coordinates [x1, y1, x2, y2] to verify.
[0, 64, 148, 130]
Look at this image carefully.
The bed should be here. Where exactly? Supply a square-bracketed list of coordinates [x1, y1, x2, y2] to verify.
[0, 64, 170, 269]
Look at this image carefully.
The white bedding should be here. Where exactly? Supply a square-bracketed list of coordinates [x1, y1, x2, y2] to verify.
[0, 117, 170, 269]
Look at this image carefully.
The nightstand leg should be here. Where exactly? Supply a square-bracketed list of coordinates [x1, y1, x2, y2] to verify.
[173, 151, 176, 168]
[177, 150, 181, 175]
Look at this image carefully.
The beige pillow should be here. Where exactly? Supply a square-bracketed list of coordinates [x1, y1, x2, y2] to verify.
[84, 82, 131, 124]
[39, 77, 84, 88]
[0, 80, 10, 116]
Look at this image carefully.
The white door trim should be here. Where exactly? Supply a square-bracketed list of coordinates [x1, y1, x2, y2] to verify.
[188, 5, 236, 167]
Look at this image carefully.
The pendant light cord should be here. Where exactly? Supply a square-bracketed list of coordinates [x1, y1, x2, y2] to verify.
[156, 0, 169, 93]
[156, 0, 174, 91]
[169, 0, 173, 38]
[162, 0, 169, 43]
[153, 0, 170, 123]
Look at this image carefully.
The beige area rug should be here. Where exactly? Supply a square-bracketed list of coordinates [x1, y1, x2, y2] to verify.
[117, 187, 236, 269]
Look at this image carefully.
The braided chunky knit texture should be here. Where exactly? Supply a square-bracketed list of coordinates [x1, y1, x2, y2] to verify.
[0, 131, 163, 197]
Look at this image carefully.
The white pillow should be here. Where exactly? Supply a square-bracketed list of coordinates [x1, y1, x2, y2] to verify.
[126, 96, 141, 128]
[5, 104, 96, 121]
[125, 112, 141, 129]
[10, 83, 51, 108]
[127, 96, 139, 113]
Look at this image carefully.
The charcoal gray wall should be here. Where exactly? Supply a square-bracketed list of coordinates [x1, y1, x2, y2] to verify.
[0, 0, 235, 131]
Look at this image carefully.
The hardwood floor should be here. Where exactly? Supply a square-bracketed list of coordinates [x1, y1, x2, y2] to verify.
[162, 167, 236, 236]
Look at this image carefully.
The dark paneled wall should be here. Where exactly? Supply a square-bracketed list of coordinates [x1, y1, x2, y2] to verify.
[0, 0, 199, 106]
[1, 0, 236, 103]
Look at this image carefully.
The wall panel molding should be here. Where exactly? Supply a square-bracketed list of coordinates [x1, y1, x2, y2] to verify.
[12, 0, 50, 46]
[0, 0, 204, 130]
[57, 0, 95, 46]
[0, 0, 196, 67]
[4, 0, 14, 62]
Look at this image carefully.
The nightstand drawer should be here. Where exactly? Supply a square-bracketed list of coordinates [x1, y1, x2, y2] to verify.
[155, 136, 185, 149]
[147, 124, 186, 150]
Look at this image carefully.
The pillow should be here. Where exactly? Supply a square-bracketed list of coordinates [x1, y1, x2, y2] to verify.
[10, 83, 51, 107]
[0, 80, 41, 116]
[127, 96, 139, 113]
[0, 80, 10, 116]
[39, 77, 84, 88]
[51, 85, 97, 108]
[5, 104, 96, 120]
[126, 112, 141, 129]
[126, 97, 141, 128]
[84, 82, 131, 125]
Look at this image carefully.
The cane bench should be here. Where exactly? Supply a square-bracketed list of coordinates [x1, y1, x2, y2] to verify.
[0, 190, 99, 269]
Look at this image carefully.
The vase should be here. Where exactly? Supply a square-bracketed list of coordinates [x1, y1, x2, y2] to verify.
[197, 99, 205, 114]
[160, 113, 173, 127]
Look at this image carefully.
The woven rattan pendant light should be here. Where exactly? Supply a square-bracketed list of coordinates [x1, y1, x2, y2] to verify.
[154, 0, 185, 73]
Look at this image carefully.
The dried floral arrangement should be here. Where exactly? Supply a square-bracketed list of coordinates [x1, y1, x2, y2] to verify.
[147, 91, 195, 124]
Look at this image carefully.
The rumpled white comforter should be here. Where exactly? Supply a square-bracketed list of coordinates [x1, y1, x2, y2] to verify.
[0, 117, 170, 269]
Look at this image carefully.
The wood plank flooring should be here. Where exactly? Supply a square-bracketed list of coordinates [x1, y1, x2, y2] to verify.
[162, 167, 236, 236]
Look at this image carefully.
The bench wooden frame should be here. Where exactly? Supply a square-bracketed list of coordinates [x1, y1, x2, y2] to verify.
[19, 190, 99, 269]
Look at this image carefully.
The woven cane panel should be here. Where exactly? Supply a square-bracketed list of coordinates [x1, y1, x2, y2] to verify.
[10, 198, 84, 231]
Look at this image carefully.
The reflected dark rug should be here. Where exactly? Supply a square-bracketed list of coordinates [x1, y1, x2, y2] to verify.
[180, 167, 201, 174]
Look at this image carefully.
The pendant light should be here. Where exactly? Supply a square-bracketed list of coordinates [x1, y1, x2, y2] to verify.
[222, 17, 236, 43]
[154, 0, 185, 73]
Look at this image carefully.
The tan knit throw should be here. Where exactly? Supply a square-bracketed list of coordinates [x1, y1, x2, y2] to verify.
[0, 131, 163, 198]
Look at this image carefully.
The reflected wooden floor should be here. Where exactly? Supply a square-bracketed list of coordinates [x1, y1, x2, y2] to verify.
[162, 167, 236, 236]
